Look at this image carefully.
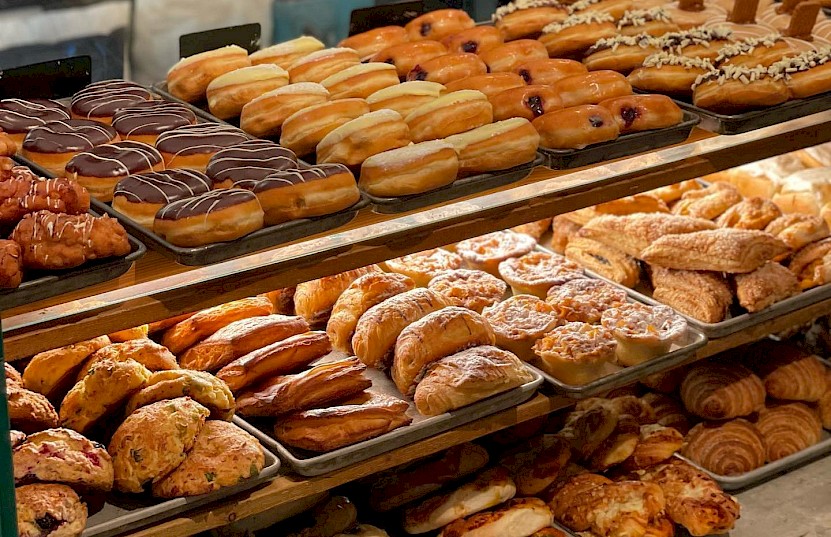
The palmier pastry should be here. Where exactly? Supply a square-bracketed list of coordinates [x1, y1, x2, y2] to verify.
[744, 340, 827, 401]
[482, 295, 561, 360]
[789, 237, 831, 289]
[64, 140, 163, 202]
[455, 230, 537, 275]
[294, 266, 378, 328]
[7, 386, 59, 434]
[673, 182, 742, 220]
[405, 9, 475, 42]
[338, 26, 410, 59]
[317, 109, 410, 166]
[21, 335, 107, 400]
[69, 79, 153, 124]
[533, 105, 620, 150]
[352, 287, 448, 369]
[628, 53, 716, 97]
[155, 123, 249, 172]
[404, 89, 492, 143]
[16, 483, 87, 537]
[249, 35, 326, 68]
[327, 272, 415, 353]
[444, 117, 540, 175]
[280, 98, 370, 157]
[21, 119, 118, 177]
[498, 250, 584, 297]
[579, 213, 717, 259]
[651, 267, 734, 323]
[13, 428, 113, 491]
[111, 100, 196, 145]
[773, 48, 831, 99]
[112, 169, 211, 228]
[383, 248, 462, 287]
[662, 0, 729, 30]
[366, 80, 446, 117]
[444, 72, 525, 100]
[479, 39, 549, 74]
[617, 8, 680, 36]
[765, 213, 830, 251]
[735, 261, 800, 312]
[493, 0, 569, 41]
[287, 47, 361, 84]
[539, 12, 618, 58]
[516, 58, 588, 86]
[239, 82, 330, 137]
[442, 25, 504, 55]
[154, 188, 263, 246]
[407, 53, 488, 85]
[0, 98, 69, 145]
[359, 139, 459, 197]
[427, 268, 508, 313]
[716, 196, 783, 230]
[692, 64, 790, 113]
[552, 70, 634, 108]
[370, 40, 449, 79]
[681, 362, 766, 419]
[11, 211, 131, 270]
[546, 277, 628, 324]
[598, 94, 684, 134]
[0, 172, 90, 226]
[206, 139, 297, 189]
[0, 240, 22, 289]
[532, 321, 617, 384]
[167, 44, 251, 102]
[564, 237, 640, 287]
[583, 35, 662, 73]
[274, 393, 411, 452]
[601, 303, 687, 366]
[684, 418, 767, 475]
[491, 85, 562, 121]
[641, 228, 790, 273]
[205, 64, 289, 119]
[322, 62, 400, 99]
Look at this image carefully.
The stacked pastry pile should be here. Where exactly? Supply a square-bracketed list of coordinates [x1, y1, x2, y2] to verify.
[0, 156, 132, 289]
[5, 324, 268, 537]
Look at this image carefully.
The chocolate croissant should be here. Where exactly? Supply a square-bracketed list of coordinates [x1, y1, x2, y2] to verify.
[680, 362, 766, 420]
[755, 403, 822, 462]
[743, 340, 827, 402]
[682, 419, 767, 476]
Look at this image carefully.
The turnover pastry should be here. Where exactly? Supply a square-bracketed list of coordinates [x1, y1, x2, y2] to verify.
[546, 278, 628, 324]
[620, 423, 685, 471]
[789, 237, 831, 289]
[765, 213, 831, 252]
[483, 295, 561, 361]
[441, 498, 553, 537]
[594, 193, 670, 216]
[648, 179, 702, 205]
[756, 402, 823, 462]
[125, 369, 235, 420]
[716, 197, 783, 230]
[650, 267, 734, 323]
[532, 321, 617, 385]
[744, 340, 827, 402]
[565, 237, 640, 288]
[497, 250, 585, 298]
[672, 182, 742, 220]
[383, 248, 463, 287]
[601, 303, 687, 366]
[294, 266, 379, 328]
[735, 261, 800, 312]
[680, 362, 766, 419]
[427, 269, 507, 313]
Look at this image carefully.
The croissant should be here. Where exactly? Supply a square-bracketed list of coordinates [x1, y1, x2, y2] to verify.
[819, 369, 831, 429]
[755, 403, 822, 462]
[640, 393, 690, 435]
[682, 419, 767, 476]
[743, 340, 827, 402]
[621, 424, 685, 472]
[680, 362, 766, 420]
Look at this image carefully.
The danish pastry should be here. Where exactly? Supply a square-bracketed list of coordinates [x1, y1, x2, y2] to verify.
[125, 369, 235, 420]
[455, 230, 537, 276]
[789, 237, 831, 289]
[167, 45, 251, 103]
[673, 182, 743, 220]
[532, 321, 617, 385]
[482, 295, 561, 360]
[600, 303, 687, 366]
[294, 266, 378, 328]
[441, 498, 552, 537]
[427, 268, 508, 313]
[716, 196, 783, 230]
[497, 250, 584, 298]
[546, 278, 628, 324]
[765, 213, 831, 251]
[382, 248, 462, 287]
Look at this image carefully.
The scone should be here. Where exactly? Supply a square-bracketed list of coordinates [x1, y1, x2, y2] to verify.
[383, 248, 463, 287]
[151, 420, 264, 498]
[109, 397, 210, 493]
[7, 385, 59, 434]
[125, 370, 235, 421]
[22, 335, 111, 400]
[14, 428, 113, 491]
[5, 362, 22, 385]
[75, 339, 178, 382]
[16, 484, 87, 537]
[482, 295, 561, 361]
[427, 269, 508, 313]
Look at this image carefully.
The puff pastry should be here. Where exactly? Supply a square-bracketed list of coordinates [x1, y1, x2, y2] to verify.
[511, 218, 553, 240]
[594, 193, 670, 216]
[565, 237, 641, 288]
[578, 213, 717, 258]
[789, 237, 831, 289]
[715, 197, 783, 230]
[648, 179, 702, 204]
[650, 267, 733, 323]
[764, 213, 831, 252]
[672, 182, 742, 220]
[620, 423, 685, 471]
[735, 261, 800, 313]
[640, 229, 790, 273]
[756, 403, 823, 462]
[294, 266, 380, 328]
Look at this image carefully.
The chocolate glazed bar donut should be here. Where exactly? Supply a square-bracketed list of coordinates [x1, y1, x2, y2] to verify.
[111, 100, 196, 145]
[112, 169, 212, 228]
[69, 79, 154, 124]
[206, 139, 298, 188]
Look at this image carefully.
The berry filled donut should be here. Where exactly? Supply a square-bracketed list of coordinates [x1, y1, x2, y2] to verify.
[493, 0, 569, 41]
[533, 105, 620, 149]
[490, 85, 563, 121]
[406, 53, 488, 85]
[478, 39, 549, 73]
[598, 94, 684, 133]
[404, 9, 475, 42]
[441, 26, 504, 54]
[444, 73, 526, 100]
[516, 58, 588, 85]
[338, 26, 410, 59]
[371, 40, 448, 79]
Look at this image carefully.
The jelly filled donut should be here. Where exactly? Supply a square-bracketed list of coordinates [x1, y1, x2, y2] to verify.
[155, 123, 250, 172]
[366, 81, 446, 117]
[240, 82, 330, 138]
[490, 85, 563, 121]
[321, 62, 400, 99]
[405, 90, 493, 143]
[280, 98, 370, 156]
[493, 0, 569, 41]
[167, 45, 251, 103]
[533, 105, 620, 149]
[404, 9, 475, 42]
[515, 58, 588, 85]
[359, 140, 460, 197]
[249, 36, 326, 68]
[406, 53, 488, 85]
[111, 101, 196, 145]
[22, 119, 119, 177]
[112, 169, 212, 228]
[287, 48, 361, 84]
[479, 39, 549, 73]
[338, 26, 410, 59]
[206, 139, 298, 188]
[441, 26, 504, 55]
[205, 64, 290, 120]
[371, 40, 448, 79]
[70, 80, 153, 124]
[598, 94, 684, 133]
[0, 98, 70, 145]
[65, 140, 164, 201]
[444, 73, 526, 100]
[317, 109, 411, 167]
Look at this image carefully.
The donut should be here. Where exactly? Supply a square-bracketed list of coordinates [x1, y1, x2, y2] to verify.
[338, 26, 410, 59]
[406, 53, 488, 85]
[366, 81, 447, 117]
[444, 73, 526, 100]
[539, 12, 618, 59]
[321, 62, 400, 99]
[583, 35, 662, 73]
[616, 8, 680, 37]
[370, 40, 448, 79]
[490, 85, 563, 121]
[772, 49, 831, 99]
[359, 140, 460, 197]
[244, 164, 360, 224]
[692, 64, 790, 113]
[167, 44, 251, 103]
[515, 58, 588, 85]
[280, 98, 370, 156]
[317, 109, 411, 167]
[112, 169, 212, 228]
[21, 119, 119, 177]
[567, 0, 635, 19]
[551, 70, 633, 107]
[239, 82, 330, 137]
[154, 188, 264, 246]
[205, 139, 298, 188]
[598, 94, 684, 133]
[715, 35, 797, 67]
[628, 52, 716, 96]
[703, 21, 779, 41]
[155, 123, 250, 172]
[69, 80, 153, 124]
[441, 26, 504, 54]
[111, 101, 196, 145]
[492, 1, 569, 41]
[287, 48, 361, 84]
[478, 40, 549, 73]
[249, 36, 326, 68]
[662, 0, 728, 30]
[205, 64, 289, 119]
[65, 140, 164, 201]
[404, 90, 493, 143]
[533, 105, 620, 149]
[0, 98, 70, 145]
[443, 117, 540, 175]
[658, 27, 733, 61]
[404, 9, 475, 42]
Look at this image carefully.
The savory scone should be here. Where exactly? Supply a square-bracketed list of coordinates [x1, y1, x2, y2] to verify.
[23, 335, 111, 401]
[7, 385, 59, 434]
[109, 397, 210, 493]
[74, 338, 178, 382]
[59, 358, 151, 435]
[14, 428, 114, 491]
[5, 362, 23, 385]
[151, 420, 265, 497]
[124, 369, 235, 420]
[16, 483, 87, 537]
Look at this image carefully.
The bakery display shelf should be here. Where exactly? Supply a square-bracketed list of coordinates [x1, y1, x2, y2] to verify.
[540, 111, 700, 170]
[3, 110, 831, 362]
[82, 449, 280, 537]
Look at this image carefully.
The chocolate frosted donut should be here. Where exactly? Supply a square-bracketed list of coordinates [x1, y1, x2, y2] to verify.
[112, 101, 196, 144]
[21, 119, 119, 177]
[70, 79, 153, 123]
[0, 98, 70, 143]
[206, 139, 298, 188]
[155, 123, 250, 172]
[65, 140, 164, 201]
[253, 163, 350, 192]
[112, 169, 211, 228]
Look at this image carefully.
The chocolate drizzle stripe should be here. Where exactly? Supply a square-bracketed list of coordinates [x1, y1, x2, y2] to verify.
[23, 120, 116, 153]
[156, 189, 257, 220]
[115, 169, 211, 204]
[0, 99, 70, 133]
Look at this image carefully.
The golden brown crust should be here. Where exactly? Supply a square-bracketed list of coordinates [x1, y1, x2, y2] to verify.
[260, 287, 296, 315]
[22, 335, 111, 400]
[680, 362, 766, 420]
[455, 231, 537, 275]
[756, 402, 823, 461]
[427, 269, 507, 313]
[546, 278, 628, 325]
[641, 392, 690, 433]
[503, 435, 573, 496]
[483, 295, 561, 360]
[497, 250, 584, 298]
[16, 483, 87, 537]
[383, 249, 462, 287]
[716, 196, 783, 230]
[125, 369, 235, 420]
[595, 193, 670, 216]
[648, 180, 703, 204]
[588, 414, 641, 471]
[511, 218, 553, 240]
[650, 266, 734, 323]
[559, 402, 620, 461]
[788, 237, 831, 289]
[620, 423, 685, 471]
[735, 261, 800, 313]
[600, 303, 687, 366]
[565, 237, 641, 288]
[533, 322, 617, 385]
[764, 213, 831, 251]
[108, 325, 149, 342]
[577, 395, 657, 425]
[5, 362, 22, 385]
[682, 418, 767, 476]
[439, 497, 553, 537]
[672, 182, 743, 220]
[7, 386, 59, 434]
[14, 427, 113, 491]
[818, 369, 831, 429]
[551, 215, 583, 254]
[76, 339, 178, 382]
[293, 266, 379, 328]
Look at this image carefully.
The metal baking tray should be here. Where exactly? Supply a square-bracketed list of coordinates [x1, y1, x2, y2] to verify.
[82, 447, 280, 537]
[152, 82, 231, 124]
[235, 352, 543, 477]
[539, 111, 700, 170]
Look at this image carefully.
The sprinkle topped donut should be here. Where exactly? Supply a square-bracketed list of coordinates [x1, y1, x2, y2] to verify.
[112, 101, 196, 141]
[206, 139, 298, 188]
[65, 140, 163, 178]
[0, 99, 70, 138]
[70, 79, 154, 122]
[23, 119, 117, 153]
